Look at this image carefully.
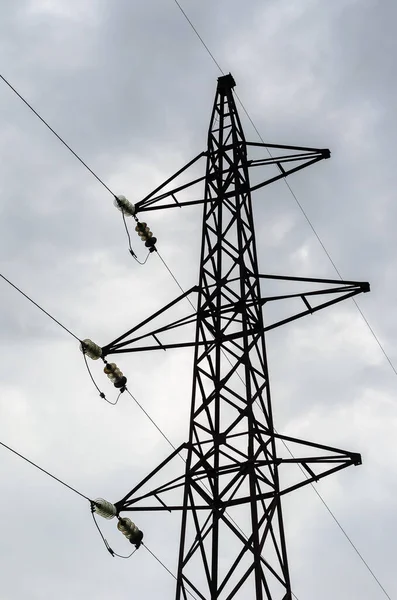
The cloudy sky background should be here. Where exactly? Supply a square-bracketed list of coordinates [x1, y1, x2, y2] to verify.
[0, 0, 396, 598]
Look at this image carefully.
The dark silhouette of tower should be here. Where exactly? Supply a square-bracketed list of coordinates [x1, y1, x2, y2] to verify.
[101, 74, 369, 600]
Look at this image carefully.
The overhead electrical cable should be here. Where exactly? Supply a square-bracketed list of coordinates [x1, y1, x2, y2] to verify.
[172, 1, 224, 74]
[0, 271, 81, 342]
[279, 437, 392, 600]
[0, 73, 115, 196]
[157, 251, 196, 311]
[143, 543, 202, 600]
[125, 388, 178, 451]
[0, 439, 91, 501]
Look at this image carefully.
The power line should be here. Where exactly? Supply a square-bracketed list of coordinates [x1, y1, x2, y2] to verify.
[0, 73, 115, 196]
[279, 437, 392, 600]
[143, 543, 200, 600]
[312, 486, 392, 600]
[173, 1, 224, 75]
[125, 388, 178, 451]
[0, 271, 81, 342]
[0, 439, 90, 502]
[157, 251, 197, 312]
[351, 297, 397, 376]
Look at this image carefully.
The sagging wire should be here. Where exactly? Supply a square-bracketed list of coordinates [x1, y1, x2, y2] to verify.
[121, 211, 150, 265]
[143, 543, 200, 600]
[0, 439, 91, 502]
[0, 74, 152, 271]
[116, 195, 156, 263]
[125, 388, 180, 452]
[0, 271, 81, 342]
[156, 251, 196, 312]
[278, 435, 392, 600]
[82, 351, 109, 402]
[0, 426, 139, 560]
[90, 503, 137, 559]
[82, 351, 122, 406]
[80, 339, 128, 404]
[0, 73, 116, 196]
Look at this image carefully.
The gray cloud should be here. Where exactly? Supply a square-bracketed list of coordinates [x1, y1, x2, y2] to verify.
[0, 1, 395, 599]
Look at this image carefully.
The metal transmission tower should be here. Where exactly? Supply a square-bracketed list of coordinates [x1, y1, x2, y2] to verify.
[101, 74, 369, 600]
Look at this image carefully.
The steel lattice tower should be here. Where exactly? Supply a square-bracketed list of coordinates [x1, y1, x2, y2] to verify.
[101, 74, 369, 600]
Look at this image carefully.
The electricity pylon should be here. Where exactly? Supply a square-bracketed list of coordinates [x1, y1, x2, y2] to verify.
[101, 74, 369, 600]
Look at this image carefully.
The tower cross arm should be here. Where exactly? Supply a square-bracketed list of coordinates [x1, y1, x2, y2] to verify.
[100, 275, 370, 356]
[131, 142, 331, 214]
[258, 274, 370, 332]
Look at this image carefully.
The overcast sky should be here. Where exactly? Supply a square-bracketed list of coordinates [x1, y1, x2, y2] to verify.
[0, 1, 396, 599]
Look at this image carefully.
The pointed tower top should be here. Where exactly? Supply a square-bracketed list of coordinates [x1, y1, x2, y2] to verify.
[217, 73, 236, 91]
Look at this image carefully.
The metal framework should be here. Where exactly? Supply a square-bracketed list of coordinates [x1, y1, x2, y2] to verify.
[102, 74, 369, 600]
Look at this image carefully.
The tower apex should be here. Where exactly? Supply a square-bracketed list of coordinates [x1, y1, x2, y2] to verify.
[217, 72, 236, 90]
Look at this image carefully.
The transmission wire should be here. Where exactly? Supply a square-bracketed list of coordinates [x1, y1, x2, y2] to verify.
[125, 388, 178, 451]
[143, 543, 200, 600]
[279, 437, 392, 600]
[0, 271, 81, 342]
[173, 1, 224, 75]
[157, 251, 196, 311]
[0, 439, 90, 501]
[0, 73, 115, 196]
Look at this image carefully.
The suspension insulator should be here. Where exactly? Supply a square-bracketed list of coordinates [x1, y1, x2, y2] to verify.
[94, 498, 117, 520]
[104, 362, 127, 389]
[135, 222, 157, 252]
[117, 517, 144, 547]
[80, 339, 102, 360]
[114, 195, 135, 217]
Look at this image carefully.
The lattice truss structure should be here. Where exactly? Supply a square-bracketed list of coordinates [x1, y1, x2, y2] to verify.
[101, 74, 369, 600]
